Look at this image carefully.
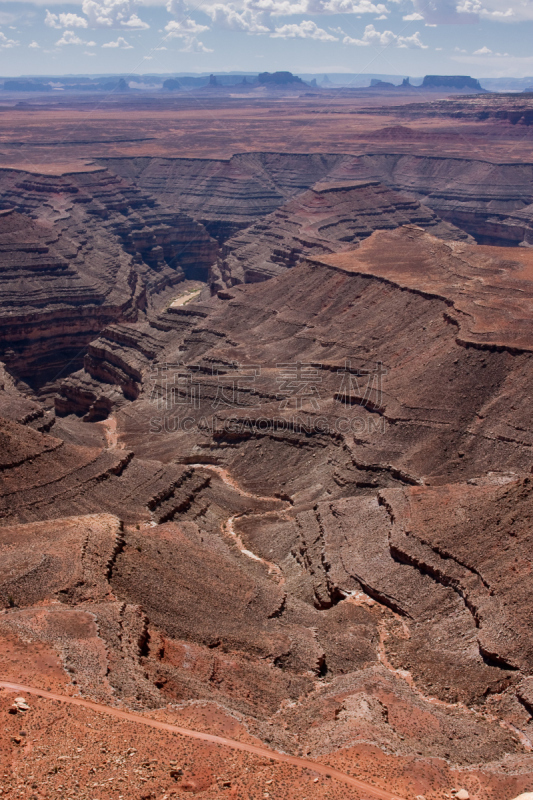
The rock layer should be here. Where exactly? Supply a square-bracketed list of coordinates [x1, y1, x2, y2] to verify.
[103, 151, 533, 246]
[212, 179, 470, 287]
[0, 168, 215, 390]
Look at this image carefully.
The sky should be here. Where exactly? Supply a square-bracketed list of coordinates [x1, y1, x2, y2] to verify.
[0, 0, 532, 78]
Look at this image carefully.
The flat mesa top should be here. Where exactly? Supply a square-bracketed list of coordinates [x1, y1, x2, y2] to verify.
[0, 162, 102, 176]
[318, 226, 533, 352]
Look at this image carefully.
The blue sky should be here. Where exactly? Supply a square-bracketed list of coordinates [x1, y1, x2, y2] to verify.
[0, 0, 532, 77]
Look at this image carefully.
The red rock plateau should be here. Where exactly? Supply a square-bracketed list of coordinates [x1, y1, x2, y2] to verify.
[2, 93, 533, 800]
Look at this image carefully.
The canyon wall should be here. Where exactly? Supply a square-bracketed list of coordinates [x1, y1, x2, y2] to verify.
[212, 179, 470, 288]
[102, 151, 533, 246]
[0, 168, 216, 390]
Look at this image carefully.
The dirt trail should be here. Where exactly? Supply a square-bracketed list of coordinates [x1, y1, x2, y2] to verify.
[225, 512, 285, 581]
[188, 463, 288, 504]
[0, 681, 404, 800]
[100, 415, 124, 451]
[189, 463, 289, 579]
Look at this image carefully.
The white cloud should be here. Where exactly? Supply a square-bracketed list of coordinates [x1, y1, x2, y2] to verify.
[81, 0, 149, 29]
[398, 29, 427, 47]
[473, 44, 491, 53]
[102, 34, 133, 45]
[163, 0, 391, 47]
[45, 10, 88, 27]
[165, 18, 209, 35]
[121, 13, 150, 26]
[202, 0, 390, 36]
[402, 11, 423, 19]
[410, 0, 533, 23]
[181, 36, 213, 51]
[411, 0, 478, 23]
[343, 23, 393, 44]
[272, 18, 338, 37]
[456, 0, 517, 19]
[84, 49, 96, 54]
[166, 0, 187, 16]
[29, 40, 40, 47]
[343, 22, 427, 47]
[55, 29, 84, 44]
[207, 4, 269, 32]
[0, 30, 19, 47]
[164, 17, 211, 51]
[323, 0, 388, 12]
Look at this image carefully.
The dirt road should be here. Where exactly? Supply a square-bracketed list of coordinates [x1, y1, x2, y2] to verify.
[0, 680, 404, 800]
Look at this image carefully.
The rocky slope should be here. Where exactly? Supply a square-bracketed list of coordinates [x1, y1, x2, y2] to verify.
[0, 168, 216, 391]
[3, 227, 533, 796]
[380, 94, 533, 126]
[0, 415, 208, 526]
[211, 179, 470, 287]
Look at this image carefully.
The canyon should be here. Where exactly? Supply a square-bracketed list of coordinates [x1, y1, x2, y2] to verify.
[1, 91, 533, 800]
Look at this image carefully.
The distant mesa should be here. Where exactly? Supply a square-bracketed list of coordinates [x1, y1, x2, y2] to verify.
[368, 75, 484, 93]
[162, 78, 183, 91]
[200, 74, 232, 91]
[370, 79, 396, 89]
[258, 71, 305, 86]
[421, 75, 485, 92]
[3, 80, 52, 92]
[103, 77, 130, 92]
[2, 77, 131, 93]
[163, 72, 306, 92]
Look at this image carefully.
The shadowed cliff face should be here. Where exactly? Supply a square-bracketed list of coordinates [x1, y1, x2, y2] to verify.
[4, 148, 532, 390]
[0, 162, 469, 396]
[0, 169, 216, 391]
